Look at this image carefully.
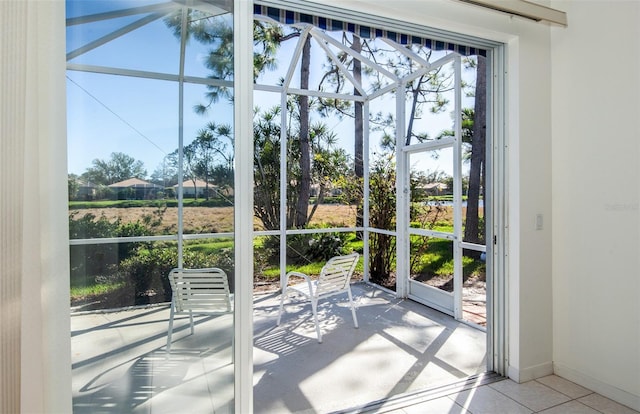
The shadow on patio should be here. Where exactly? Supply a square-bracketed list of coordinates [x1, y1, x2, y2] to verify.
[71, 283, 486, 413]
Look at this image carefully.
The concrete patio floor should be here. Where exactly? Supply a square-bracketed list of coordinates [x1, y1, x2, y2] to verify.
[71, 282, 487, 413]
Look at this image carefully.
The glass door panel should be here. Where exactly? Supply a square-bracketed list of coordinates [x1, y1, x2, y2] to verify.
[407, 146, 456, 315]
[67, 1, 236, 411]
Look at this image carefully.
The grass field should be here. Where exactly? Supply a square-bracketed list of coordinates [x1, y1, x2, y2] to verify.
[69, 204, 362, 234]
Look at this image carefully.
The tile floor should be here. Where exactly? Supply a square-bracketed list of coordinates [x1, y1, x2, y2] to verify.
[376, 375, 638, 414]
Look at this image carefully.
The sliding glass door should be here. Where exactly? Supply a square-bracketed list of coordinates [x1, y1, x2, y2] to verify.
[67, 1, 239, 411]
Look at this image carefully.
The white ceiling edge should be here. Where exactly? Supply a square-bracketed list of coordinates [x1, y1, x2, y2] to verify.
[456, 0, 567, 26]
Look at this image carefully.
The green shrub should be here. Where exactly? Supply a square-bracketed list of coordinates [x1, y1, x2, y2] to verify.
[285, 231, 348, 264]
[118, 245, 234, 305]
[69, 212, 155, 281]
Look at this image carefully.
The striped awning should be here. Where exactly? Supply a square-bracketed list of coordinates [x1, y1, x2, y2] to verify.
[254, 5, 486, 57]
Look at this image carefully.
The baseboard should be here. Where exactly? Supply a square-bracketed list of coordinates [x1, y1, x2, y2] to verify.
[508, 361, 553, 383]
[554, 363, 640, 412]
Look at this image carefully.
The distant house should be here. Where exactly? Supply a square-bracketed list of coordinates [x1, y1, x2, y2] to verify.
[417, 182, 448, 196]
[107, 178, 162, 200]
[175, 179, 217, 198]
[76, 180, 97, 200]
[173, 179, 234, 199]
[309, 183, 342, 198]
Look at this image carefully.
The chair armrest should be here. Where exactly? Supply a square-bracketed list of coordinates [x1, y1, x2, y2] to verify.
[285, 271, 310, 281]
[284, 271, 314, 296]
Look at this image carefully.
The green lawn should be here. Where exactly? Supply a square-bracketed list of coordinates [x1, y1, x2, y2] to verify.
[71, 282, 126, 299]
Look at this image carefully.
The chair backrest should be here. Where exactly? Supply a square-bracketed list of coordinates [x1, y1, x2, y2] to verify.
[169, 268, 231, 314]
[315, 253, 359, 297]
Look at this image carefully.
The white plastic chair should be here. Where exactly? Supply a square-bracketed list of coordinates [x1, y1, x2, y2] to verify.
[166, 268, 232, 354]
[277, 253, 360, 343]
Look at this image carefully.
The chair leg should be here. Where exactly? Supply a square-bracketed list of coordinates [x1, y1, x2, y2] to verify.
[189, 310, 195, 335]
[311, 298, 322, 343]
[166, 299, 176, 354]
[277, 289, 287, 325]
[348, 288, 359, 328]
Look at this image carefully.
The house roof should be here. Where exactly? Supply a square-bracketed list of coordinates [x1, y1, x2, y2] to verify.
[422, 183, 448, 190]
[108, 178, 161, 188]
[174, 179, 216, 188]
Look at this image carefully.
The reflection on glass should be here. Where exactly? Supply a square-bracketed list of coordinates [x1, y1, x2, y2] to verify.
[68, 1, 236, 411]
[67, 9, 181, 74]
[70, 241, 178, 311]
[184, 8, 234, 79]
[254, 235, 281, 290]
[67, 73, 179, 236]
[181, 83, 235, 233]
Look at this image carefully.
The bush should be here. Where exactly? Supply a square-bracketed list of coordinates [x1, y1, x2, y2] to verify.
[118, 245, 234, 305]
[264, 232, 347, 264]
[69, 211, 155, 287]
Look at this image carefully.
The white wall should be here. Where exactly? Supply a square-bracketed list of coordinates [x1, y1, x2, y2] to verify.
[306, 0, 555, 383]
[551, 1, 640, 410]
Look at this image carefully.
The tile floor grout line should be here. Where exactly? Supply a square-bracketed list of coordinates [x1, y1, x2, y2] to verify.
[532, 378, 596, 401]
[527, 392, 605, 414]
[483, 385, 539, 413]
[487, 379, 603, 414]
[486, 379, 551, 414]
[443, 392, 476, 414]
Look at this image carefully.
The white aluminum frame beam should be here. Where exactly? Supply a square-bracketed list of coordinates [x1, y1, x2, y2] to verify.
[282, 26, 313, 90]
[380, 37, 431, 68]
[310, 28, 367, 97]
[66, 64, 235, 90]
[67, 12, 170, 61]
[66, 2, 177, 26]
[254, 83, 367, 102]
[233, 0, 255, 410]
[316, 29, 398, 82]
[178, 0, 231, 16]
[394, 82, 408, 298]
[177, 8, 189, 269]
[362, 100, 371, 282]
[403, 136, 455, 153]
[452, 54, 463, 319]
[279, 84, 288, 289]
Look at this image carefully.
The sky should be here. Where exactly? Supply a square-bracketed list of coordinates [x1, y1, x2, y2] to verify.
[66, 1, 476, 179]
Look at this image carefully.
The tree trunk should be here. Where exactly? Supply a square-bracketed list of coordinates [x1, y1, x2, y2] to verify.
[352, 35, 365, 233]
[464, 55, 486, 244]
[405, 78, 424, 146]
[294, 36, 311, 228]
